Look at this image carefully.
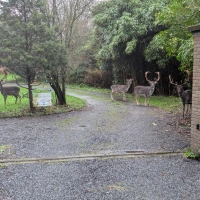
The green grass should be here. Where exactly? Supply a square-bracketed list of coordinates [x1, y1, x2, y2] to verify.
[134, 95, 182, 113]
[0, 80, 86, 117]
[0, 92, 86, 118]
[0, 73, 19, 81]
[67, 95, 86, 110]
[0, 74, 87, 117]
[0, 86, 29, 117]
[68, 83, 110, 93]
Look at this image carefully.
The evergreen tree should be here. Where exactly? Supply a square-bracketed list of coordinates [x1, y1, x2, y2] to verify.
[0, 0, 67, 112]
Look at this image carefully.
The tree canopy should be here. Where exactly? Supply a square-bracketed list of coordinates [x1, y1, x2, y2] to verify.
[91, 0, 169, 88]
[90, 0, 200, 94]
[145, 0, 200, 71]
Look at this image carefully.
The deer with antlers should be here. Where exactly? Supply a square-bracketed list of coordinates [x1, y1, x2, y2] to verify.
[134, 72, 160, 106]
[169, 72, 192, 118]
[0, 79, 21, 105]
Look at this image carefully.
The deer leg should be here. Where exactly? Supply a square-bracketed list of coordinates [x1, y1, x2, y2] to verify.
[4, 96, 7, 105]
[19, 95, 21, 103]
[16, 94, 21, 103]
[135, 96, 140, 105]
[185, 104, 188, 116]
[147, 97, 150, 106]
[111, 92, 114, 101]
[123, 93, 126, 101]
[183, 104, 185, 118]
[144, 98, 147, 106]
[186, 104, 191, 117]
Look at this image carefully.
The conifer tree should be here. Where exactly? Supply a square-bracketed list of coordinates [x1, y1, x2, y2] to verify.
[0, 0, 68, 111]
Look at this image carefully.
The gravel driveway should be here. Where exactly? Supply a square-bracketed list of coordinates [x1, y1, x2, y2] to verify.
[0, 89, 199, 200]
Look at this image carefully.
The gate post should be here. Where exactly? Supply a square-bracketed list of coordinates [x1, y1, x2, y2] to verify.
[188, 25, 200, 151]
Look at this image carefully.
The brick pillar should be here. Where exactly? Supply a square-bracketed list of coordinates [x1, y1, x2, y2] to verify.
[188, 25, 200, 151]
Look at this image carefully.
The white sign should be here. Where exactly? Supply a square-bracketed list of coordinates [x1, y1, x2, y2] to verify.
[33, 92, 52, 107]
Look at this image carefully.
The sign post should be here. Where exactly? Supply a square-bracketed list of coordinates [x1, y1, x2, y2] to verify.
[33, 92, 52, 114]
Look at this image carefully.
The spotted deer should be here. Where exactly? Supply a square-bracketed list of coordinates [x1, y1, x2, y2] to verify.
[134, 72, 160, 106]
[111, 79, 133, 101]
[0, 80, 21, 105]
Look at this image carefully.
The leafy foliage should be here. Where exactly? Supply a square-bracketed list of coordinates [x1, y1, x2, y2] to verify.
[145, 0, 200, 71]
[91, 0, 169, 89]
[184, 148, 200, 159]
[84, 69, 112, 88]
[68, 64, 88, 84]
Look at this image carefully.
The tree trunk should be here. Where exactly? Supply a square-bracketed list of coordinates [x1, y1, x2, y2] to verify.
[49, 73, 66, 105]
[61, 67, 66, 104]
[27, 79, 35, 113]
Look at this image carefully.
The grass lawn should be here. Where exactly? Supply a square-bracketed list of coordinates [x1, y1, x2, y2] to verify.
[0, 74, 86, 118]
[0, 90, 87, 118]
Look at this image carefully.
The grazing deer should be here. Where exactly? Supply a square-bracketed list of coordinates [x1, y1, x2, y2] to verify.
[0, 80, 21, 105]
[134, 72, 160, 106]
[169, 75, 192, 118]
[111, 79, 133, 101]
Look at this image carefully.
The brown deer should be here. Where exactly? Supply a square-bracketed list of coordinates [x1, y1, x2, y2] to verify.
[0, 67, 12, 80]
[134, 72, 160, 106]
[0, 80, 21, 105]
[169, 74, 192, 118]
[111, 79, 133, 101]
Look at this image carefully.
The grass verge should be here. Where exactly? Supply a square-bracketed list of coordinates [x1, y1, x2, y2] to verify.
[0, 88, 86, 118]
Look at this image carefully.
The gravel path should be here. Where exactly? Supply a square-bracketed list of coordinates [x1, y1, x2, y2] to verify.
[0, 89, 199, 200]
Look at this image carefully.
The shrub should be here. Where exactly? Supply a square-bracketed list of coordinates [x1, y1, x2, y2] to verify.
[84, 69, 112, 88]
[68, 64, 88, 84]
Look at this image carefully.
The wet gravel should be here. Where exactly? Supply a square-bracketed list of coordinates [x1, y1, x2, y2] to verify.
[0, 89, 199, 200]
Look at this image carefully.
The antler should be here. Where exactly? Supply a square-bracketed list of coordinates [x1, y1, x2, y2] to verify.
[169, 75, 177, 85]
[155, 72, 160, 82]
[185, 70, 191, 82]
[145, 71, 160, 82]
[145, 71, 151, 82]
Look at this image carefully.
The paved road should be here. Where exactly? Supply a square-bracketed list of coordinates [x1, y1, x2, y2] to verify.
[0, 89, 199, 200]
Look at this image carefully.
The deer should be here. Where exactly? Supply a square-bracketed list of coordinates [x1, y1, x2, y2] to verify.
[111, 79, 133, 101]
[0, 79, 21, 105]
[134, 71, 160, 106]
[0, 67, 12, 80]
[169, 74, 192, 118]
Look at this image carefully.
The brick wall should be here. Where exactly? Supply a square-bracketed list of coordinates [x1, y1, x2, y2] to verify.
[189, 25, 200, 151]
